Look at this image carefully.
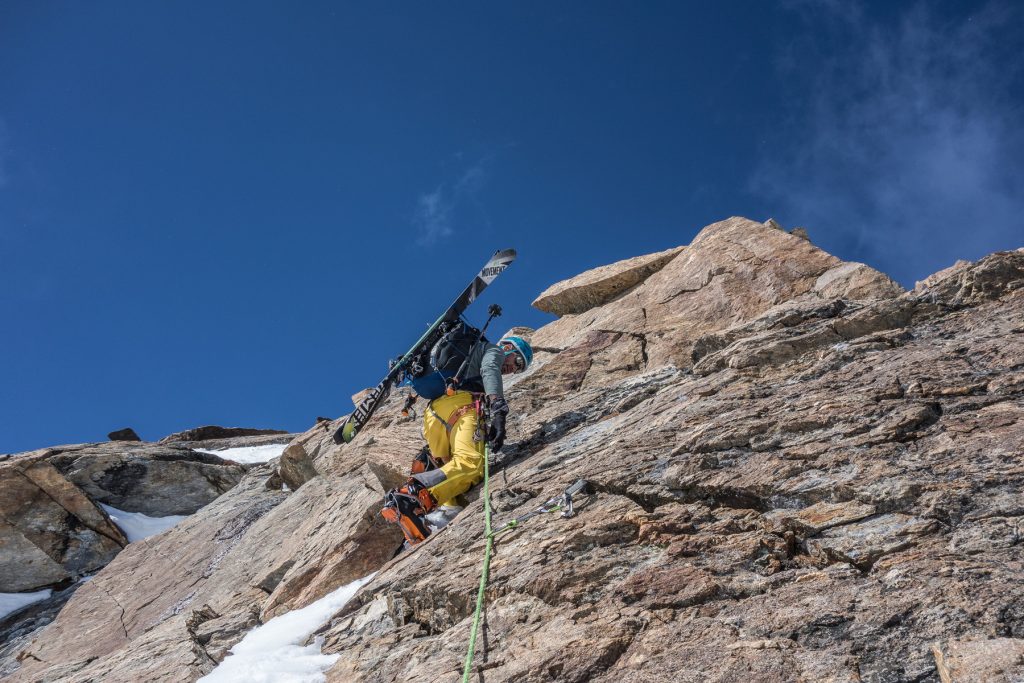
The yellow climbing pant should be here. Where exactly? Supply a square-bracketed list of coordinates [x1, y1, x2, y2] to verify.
[423, 391, 485, 507]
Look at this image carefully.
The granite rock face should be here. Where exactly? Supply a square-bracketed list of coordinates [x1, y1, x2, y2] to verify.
[314, 246, 1022, 683]
[10, 438, 407, 682]
[7, 219, 1024, 683]
[0, 437, 276, 616]
[0, 456, 127, 592]
[913, 249, 1024, 307]
[530, 217, 905, 372]
[931, 638, 1024, 682]
[47, 443, 247, 516]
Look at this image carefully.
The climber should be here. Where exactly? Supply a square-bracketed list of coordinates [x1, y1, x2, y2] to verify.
[381, 335, 533, 546]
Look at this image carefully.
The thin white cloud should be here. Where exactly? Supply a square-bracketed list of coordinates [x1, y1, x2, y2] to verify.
[455, 164, 485, 195]
[752, 2, 1024, 285]
[413, 161, 489, 246]
[414, 185, 454, 245]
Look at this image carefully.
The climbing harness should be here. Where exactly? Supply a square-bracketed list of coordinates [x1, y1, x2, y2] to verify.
[428, 400, 480, 436]
[460, 453, 591, 682]
[382, 395, 485, 545]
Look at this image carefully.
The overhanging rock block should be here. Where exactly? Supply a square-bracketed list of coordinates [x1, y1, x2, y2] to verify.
[532, 245, 685, 316]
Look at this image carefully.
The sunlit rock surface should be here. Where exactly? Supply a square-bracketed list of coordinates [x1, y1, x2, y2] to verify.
[0, 434, 292, 677]
[7, 219, 1024, 683]
[532, 245, 685, 316]
[0, 457, 127, 592]
[47, 443, 247, 516]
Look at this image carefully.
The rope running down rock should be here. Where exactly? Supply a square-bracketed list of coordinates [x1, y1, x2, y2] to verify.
[461, 453, 590, 681]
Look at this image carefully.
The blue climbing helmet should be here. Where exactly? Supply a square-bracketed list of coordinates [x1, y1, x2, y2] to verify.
[498, 336, 533, 372]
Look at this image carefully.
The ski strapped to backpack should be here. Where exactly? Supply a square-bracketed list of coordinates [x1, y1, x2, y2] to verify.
[333, 249, 516, 444]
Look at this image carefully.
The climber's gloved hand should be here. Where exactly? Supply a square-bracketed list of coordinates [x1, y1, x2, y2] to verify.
[486, 396, 509, 452]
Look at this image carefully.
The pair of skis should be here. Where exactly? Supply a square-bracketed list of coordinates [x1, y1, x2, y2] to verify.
[333, 248, 517, 444]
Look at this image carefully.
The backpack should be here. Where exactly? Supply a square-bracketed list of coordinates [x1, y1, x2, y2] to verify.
[409, 322, 486, 399]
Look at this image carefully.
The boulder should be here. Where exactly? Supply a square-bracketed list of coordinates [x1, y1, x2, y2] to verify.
[47, 443, 246, 516]
[0, 456, 126, 592]
[813, 261, 904, 300]
[532, 245, 684, 316]
[107, 428, 141, 442]
[159, 425, 288, 444]
[277, 443, 319, 490]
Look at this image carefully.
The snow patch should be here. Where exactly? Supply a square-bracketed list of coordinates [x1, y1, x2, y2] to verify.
[195, 444, 287, 464]
[99, 504, 187, 543]
[0, 589, 52, 621]
[198, 574, 374, 683]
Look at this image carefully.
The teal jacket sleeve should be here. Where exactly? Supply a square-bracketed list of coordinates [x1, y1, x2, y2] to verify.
[462, 341, 504, 397]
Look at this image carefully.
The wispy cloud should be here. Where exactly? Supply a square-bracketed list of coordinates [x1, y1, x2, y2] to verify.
[413, 161, 490, 246]
[414, 185, 453, 245]
[751, 2, 1024, 285]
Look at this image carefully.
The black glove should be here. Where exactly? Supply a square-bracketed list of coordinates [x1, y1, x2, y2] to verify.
[486, 396, 509, 452]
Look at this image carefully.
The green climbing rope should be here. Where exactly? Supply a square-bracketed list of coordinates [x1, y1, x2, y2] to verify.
[461, 444, 493, 683]
[460, 453, 588, 681]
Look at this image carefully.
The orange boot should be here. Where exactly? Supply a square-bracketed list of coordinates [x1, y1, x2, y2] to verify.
[381, 479, 437, 546]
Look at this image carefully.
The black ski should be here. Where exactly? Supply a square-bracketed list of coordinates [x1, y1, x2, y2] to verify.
[333, 248, 517, 444]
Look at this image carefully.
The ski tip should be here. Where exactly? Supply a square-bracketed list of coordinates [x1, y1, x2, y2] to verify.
[341, 421, 358, 443]
[493, 248, 516, 260]
[332, 420, 358, 444]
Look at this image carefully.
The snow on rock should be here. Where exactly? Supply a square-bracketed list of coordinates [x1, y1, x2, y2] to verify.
[195, 444, 288, 464]
[198, 574, 374, 683]
[99, 504, 187, 543]
[0, 590, 52, 622]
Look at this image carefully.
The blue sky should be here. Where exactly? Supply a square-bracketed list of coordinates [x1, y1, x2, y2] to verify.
[2, 1, 1021, 452]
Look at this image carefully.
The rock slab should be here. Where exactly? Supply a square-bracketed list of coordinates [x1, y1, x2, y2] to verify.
[48, 443, 247, 516]
[532, 245, 684, 315]
[0, 456, 126, 592]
